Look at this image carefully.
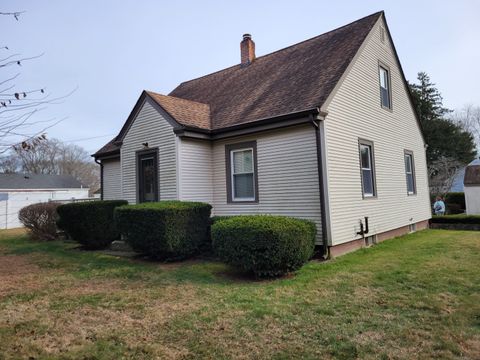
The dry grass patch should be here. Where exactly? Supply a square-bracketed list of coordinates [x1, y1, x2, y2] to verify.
[0, 229, 479, 359]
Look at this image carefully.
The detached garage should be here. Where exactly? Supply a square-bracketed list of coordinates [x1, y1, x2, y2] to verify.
[0, 174, 89, 229]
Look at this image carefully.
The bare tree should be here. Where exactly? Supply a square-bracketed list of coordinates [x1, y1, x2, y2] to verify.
[452, 104, 480, 152]
[428, 156, 463, 196]
[3, 138, 100, 195]
[0, 10, 73, 154]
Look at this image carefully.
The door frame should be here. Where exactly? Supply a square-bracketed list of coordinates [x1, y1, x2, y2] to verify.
[136, 148, 159, 203]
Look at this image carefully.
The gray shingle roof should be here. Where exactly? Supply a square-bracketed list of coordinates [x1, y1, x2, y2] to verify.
[0, 174, 85, 190]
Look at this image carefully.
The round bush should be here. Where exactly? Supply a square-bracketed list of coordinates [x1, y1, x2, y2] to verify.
[56, 200, 128, 249]
[114, 201, 212, 260]
[212, 215, 317, 278]
[19, 202, 60, 241]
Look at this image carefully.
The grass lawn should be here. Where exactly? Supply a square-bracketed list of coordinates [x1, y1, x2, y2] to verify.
[0, 229, 479, 359]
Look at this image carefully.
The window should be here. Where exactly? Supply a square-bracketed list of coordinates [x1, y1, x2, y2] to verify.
[404, 150, 416, 195]
[380, 27, 386, 43]
[226, 141, 258, 203]
[379, 65, 391, 109]
[359, 140, 376, 197]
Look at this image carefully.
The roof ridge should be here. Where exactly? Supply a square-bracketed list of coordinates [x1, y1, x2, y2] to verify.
[172, 11, 383, 88]
[146, 90, 210, 108]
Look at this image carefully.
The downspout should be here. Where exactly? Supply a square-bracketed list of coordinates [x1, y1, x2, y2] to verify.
[94, 158, 103, 200]
[311, 113, 329, 258]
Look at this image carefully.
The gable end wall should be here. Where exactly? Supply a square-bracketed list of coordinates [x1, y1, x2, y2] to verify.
[324, 17, 431, 246]
[121, 100, 177, 203]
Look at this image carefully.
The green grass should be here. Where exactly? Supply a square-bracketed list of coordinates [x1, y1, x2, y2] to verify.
[0, 229, 479, 359]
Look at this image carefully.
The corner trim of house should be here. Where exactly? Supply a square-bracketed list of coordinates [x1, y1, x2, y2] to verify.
[328, 219, 429, 258]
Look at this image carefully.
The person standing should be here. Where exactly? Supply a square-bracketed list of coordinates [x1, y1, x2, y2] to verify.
[433, 196, 446, 215]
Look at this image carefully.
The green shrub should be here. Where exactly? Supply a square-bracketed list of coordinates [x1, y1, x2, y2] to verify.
[211, 215, 316, 278]
[19, 202, 60, 241]
[114, 201, 212, 260]
[56, 200, 128, 249]
[445, 192, 466, 214]
[430, 214, 480, 224]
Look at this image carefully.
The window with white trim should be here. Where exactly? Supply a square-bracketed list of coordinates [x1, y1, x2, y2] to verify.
[404, 151, 416, 194]
[379, 66, 391, 109]
[231, 148, 255, 201]
[359, 141, 376, 197]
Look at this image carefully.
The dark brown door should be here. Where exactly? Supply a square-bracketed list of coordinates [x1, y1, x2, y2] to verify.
[138, 150, 158, 203]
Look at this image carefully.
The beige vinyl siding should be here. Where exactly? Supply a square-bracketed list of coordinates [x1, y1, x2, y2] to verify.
[178, 138, 213, 204]
[102, 158, 121, 200]
[324, 17, 431, 246]
[121, 100, 177, 203]
[212, 124, 323, 243]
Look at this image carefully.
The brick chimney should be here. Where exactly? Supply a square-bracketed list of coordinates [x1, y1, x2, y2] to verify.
[241, 34, 255, 66]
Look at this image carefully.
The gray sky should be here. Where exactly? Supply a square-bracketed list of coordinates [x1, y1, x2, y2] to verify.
[1, 0, 479, 155]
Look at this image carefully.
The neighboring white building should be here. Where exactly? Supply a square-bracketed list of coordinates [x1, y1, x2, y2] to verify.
[93, 12, 431, 257]
[0, 174, 89, 229]
[464, 164, 480, 215]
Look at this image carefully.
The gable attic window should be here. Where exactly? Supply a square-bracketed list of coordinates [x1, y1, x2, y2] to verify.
[379, 64, 392, 109]
[380, 26, 386, 43]
[359, 139, 376, 198]
[225, 141, 258, 203]
[404, 150, 416, 195]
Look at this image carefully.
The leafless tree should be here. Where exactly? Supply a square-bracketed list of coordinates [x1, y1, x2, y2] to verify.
[2, 138, 100, 195]
[0, 10, 74, 154]
[428, 156, 463, 196]
[452, 104, 480, 152]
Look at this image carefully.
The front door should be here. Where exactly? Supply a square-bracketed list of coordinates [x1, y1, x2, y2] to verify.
[137, 150, 158, 203]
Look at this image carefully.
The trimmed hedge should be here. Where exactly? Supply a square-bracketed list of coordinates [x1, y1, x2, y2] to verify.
[56, 200, 127, 249]
[212, 215, 316, 278]
[430, 214, 480, 224]
[445, 192, 466, 214]
[114, 201, 212, 259]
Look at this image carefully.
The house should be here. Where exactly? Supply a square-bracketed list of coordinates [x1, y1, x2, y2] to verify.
[0, 174, 89, 229]
[464, 163, 480, 215]
[93, 11, 431, 257]
[450, 159, 480, 193]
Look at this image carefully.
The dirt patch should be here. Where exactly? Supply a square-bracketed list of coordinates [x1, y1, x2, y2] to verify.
[0, 254, 45, 297]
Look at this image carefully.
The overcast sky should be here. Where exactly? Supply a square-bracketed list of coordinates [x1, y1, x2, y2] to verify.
[1, 0, 479, 155]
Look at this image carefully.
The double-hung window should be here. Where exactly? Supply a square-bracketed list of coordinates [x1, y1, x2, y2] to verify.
[404, 150, 416, 195]
[226, 141, 258, 203]
[379, 65, 391, 109]
[359, 140, 376, 197]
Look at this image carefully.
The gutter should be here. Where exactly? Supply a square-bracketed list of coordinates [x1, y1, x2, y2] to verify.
[94, 158, 103, 200]
[311, 112, 330, 258]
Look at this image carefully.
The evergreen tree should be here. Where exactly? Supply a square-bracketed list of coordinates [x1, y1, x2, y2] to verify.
[409, 72, 476, 165]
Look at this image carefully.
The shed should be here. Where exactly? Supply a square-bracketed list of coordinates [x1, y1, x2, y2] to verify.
[464, 165, 480, 215]
[0, 174, 90, 229]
